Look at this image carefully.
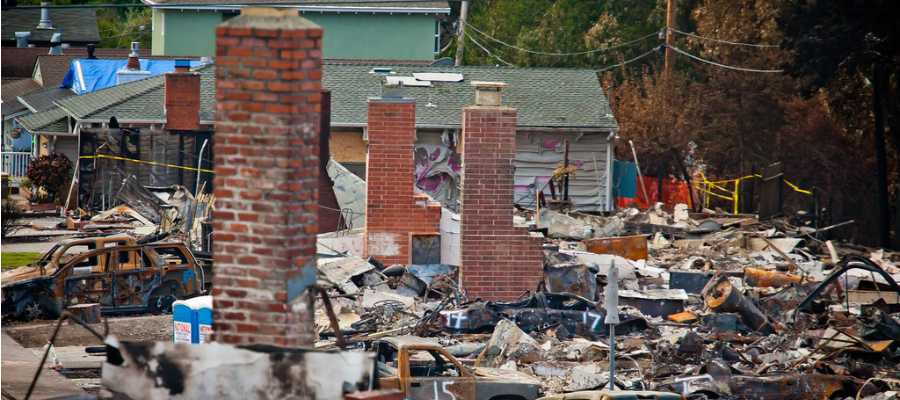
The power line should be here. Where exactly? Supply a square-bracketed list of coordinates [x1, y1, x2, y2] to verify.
[102, 31, 151, 41]
[467, 24, 662, 56]
[597, 46, 662, 72]
[668, 28, 780, 48]
[667, 45, 783, 73]
[464, 30, 514, 66]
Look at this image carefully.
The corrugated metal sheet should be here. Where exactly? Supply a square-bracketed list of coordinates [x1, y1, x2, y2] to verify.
[412, 130, 613, 211]
[515, 131, 611, 211]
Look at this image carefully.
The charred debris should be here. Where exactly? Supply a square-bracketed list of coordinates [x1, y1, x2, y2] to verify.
[314, 203, 900, 400]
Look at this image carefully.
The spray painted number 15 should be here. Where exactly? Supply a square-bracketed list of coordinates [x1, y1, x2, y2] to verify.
[433, 381, 457, 400]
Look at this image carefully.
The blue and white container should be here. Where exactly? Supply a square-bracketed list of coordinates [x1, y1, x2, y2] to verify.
[172, 296, 213, 344]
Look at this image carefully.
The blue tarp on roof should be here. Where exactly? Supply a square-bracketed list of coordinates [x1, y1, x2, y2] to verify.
[61, 59, 202, 94]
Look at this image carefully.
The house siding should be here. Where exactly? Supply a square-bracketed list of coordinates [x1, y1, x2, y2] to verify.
[152, 9, 440, 60]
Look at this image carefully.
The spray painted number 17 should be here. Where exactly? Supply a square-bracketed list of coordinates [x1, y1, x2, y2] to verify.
[433, 381, 457, 400]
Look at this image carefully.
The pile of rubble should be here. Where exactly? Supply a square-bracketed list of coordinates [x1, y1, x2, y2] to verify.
[64, 175, 215, 250]
[314, 204, 900, 399]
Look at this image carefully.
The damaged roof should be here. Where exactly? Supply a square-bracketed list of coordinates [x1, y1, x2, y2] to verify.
[52, 63, 216, 123]
[27, 62, 616, 130]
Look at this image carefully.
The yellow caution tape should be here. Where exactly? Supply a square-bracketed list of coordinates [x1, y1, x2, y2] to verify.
[694, 171, 812, 215]
[785, 180, 812, 195]
[696, 173, 810, 195]
[694, 185, 735, 201]
[79, 154, 215, 174]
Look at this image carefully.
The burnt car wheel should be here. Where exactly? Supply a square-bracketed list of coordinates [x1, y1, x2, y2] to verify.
[22, 301, 47, 321]
[152, 294, 178, 314]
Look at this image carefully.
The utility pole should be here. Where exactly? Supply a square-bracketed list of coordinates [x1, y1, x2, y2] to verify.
[455, 0, 469, 66]
[604, 261, 620, 391]
[664, 0, 676, 78]
[872, 65, 891, 249]
[563, 139, 570, 201]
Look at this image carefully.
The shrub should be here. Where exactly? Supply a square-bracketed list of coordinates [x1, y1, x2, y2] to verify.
[25, 154, 72, 206]
[2, 200, 24, 238]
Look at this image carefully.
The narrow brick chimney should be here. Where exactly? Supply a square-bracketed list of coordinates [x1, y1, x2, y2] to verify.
[459, 81, 543, 301]
[125, 42, 141, 70]
[212, 7, 323, 347]
[364, 82, 441, 265]
[164, 59, 200, 131]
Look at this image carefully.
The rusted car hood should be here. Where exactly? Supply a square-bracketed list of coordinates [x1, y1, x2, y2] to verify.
[1, 264, 50, 287]
[2, 274, 52, 290]
[472, 367, 542, 385]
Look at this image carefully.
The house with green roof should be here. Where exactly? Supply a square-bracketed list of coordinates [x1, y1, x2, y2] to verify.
[20, 62, 619, 211]
[144, 0, 449, 59]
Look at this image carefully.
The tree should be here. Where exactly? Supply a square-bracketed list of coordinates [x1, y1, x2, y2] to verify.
[780, 0, 900, 247]
[13, 0, 150, 49]
[457, 0, 666, 69]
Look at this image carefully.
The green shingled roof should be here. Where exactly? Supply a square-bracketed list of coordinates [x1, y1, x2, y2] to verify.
[325, 64, 617, 129]
[17, 106, 68, 133]
[27, 62, 617, 130]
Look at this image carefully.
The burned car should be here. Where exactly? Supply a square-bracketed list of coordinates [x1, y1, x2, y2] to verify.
[2, 243, 203, 321]
[1, 234, 136, 285]
[375, 336, 542, 400]
[440, 292, 649, 337]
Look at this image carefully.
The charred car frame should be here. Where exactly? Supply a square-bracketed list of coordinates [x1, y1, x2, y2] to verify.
[2, 243, 203, 321]
[439, 292, 649, 337]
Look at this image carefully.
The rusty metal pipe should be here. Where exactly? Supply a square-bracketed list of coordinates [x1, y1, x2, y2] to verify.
[705, 280, 775, 334]
[743, 267, 802, 288]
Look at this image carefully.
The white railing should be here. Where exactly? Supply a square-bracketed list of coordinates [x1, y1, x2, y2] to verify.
[1, 152, 32, 184]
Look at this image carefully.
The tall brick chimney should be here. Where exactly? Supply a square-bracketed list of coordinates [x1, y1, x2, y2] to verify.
[211, 7, 323, 347]
[459, 82, 543, 301]
[164, 59, 200, 131]
[364, 82, 441, 265]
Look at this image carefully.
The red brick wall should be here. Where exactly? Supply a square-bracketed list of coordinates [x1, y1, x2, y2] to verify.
[459, 106, 543, 301]
[364, 98, 440, 266]
[164, 72, 201, 131]
[211, 10, 322, 347]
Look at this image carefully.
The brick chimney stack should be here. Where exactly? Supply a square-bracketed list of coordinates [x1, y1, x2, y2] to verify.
[164, 59, 200, 131]
[459, 82, 544, 301]
[364, 82, 441, 265]
[212, 7, 323, 347]
[125, 42, 141, 70]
